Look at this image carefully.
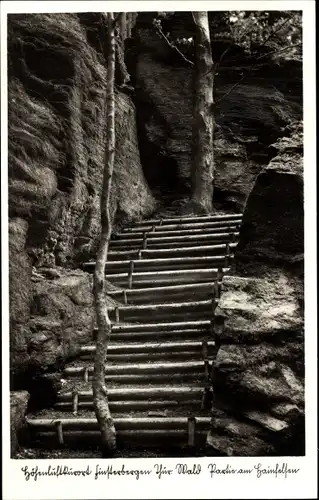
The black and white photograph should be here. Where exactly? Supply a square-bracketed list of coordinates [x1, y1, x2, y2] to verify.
[1, 1, 317, 499]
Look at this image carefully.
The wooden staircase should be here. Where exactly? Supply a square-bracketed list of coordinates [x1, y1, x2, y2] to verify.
[24, 212, 242, 454]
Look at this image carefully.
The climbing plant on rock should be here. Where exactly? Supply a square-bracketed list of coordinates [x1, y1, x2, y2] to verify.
[93, 11, 117, 456]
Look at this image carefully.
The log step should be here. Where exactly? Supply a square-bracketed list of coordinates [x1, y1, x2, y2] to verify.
[123, 219, 242, 233]
[130, 213, 243, 226]
[110, 319, 211, 333]
[27, 416, 211, 430]
[107, 242, 237, 260]
[58, 385, 206, 402]
[64, 360, 211, 377]
[81, 350, 214, 363]
[79, 340, 215, 356]
[106, 267, 230, 288]
[104, 328, 212, 342]
[27, 429, 208, 449]
[103, 372, 207, 383]
[85, 255, 231, 273]
[107, 282, 220, 304]
[113, 225, 239, 239]
[55, 399, 203, 411]
[109, 232, 239, 248]
[107, 299, 217, 323]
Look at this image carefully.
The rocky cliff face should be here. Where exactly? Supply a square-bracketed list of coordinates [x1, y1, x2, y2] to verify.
[129, 12, 302, 210]
[8, 13, 155, 391]
[208, 124, 304, 456]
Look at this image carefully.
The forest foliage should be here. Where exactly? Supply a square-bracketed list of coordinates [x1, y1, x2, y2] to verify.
[153, 11, 302, 66]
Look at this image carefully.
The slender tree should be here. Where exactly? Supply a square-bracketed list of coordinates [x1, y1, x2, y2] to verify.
[190, 11, 215, 214]
[93, 11, 116, 456]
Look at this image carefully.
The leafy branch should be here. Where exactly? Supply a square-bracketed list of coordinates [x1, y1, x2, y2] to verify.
[216, 41, 301, 104]
[153, 19, 194, 66]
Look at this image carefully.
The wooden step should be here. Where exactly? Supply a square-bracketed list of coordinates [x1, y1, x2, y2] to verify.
[105, 328, 212, 342]
[27, 416, 211, 430]
[106, 267, 230, 288]
[29, 429, 208, 449]
[113, 225, 239, 240]
[79, 340, 215, 356]
[110, 319, 211, 333]
[58, 385, 206, 402]
[123, 219, 242, 233]
[64, 360, 211, 377]
[105, 372, 208, 383]
[78, 343, 216, 363]
[85, 255, 231, 274]
[107, 242, 237, 260]
[109, 232, 239, 249]
[107, 282, 221, 304]
[81, 350, 215, 363]
[55, 399, 203, 412]
[130, 213, 243, 226]
[107, 299, 217, 323]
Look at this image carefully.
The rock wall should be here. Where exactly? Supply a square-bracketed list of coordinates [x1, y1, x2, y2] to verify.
[10, 391, 30, 455]
[235, 122, 303, 272]
[208, 124, 304, 456]
[128, 13, 302, 210]
[8, 13, 156, 391]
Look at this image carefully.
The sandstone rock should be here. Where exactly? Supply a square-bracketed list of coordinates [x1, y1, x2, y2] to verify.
[242, 411, 289, 432]
[214, 275, 303, 344]
[213, 344, 304, 408]
[11, 269, 96, 385]
[10, 391, 29, 457]
[8, 13, 156, 269]
[9, 218, 32, 325]
[235, 122, 303, 271]
[207, 408, 274, 456]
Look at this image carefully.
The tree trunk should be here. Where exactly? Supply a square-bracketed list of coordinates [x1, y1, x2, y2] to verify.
[92, 11, 116, 456]
[190, 11, 215, 214]
[119, 12, 127, 44]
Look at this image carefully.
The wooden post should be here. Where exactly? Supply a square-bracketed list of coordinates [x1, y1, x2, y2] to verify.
[210, 319, 214, 336]
[159, 218, 163, 227]
[232, 232, 236, 243]
[204, 359, 210, 380]
[212, 297, 217, 314]
[115, 307, 120, 323]
[55, 420, 64, 446]
[214, 320, 224, 336]
[225, 242, 230, 267]
[213, 280, 219, 298]
[128, 260, 134, 289]
[151, 224, 156, 233]
[84, 367, 89, 383]
[201, 386, 210, 410]
[202, 340, 208, 360]
[72, 391, 79, 415]
[217, 267, 223, 298]
[137, 250, 142, 260]
[142, 232, 147, 250]
[123, 289, 128, 305]
[187, 417, 196, 447]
